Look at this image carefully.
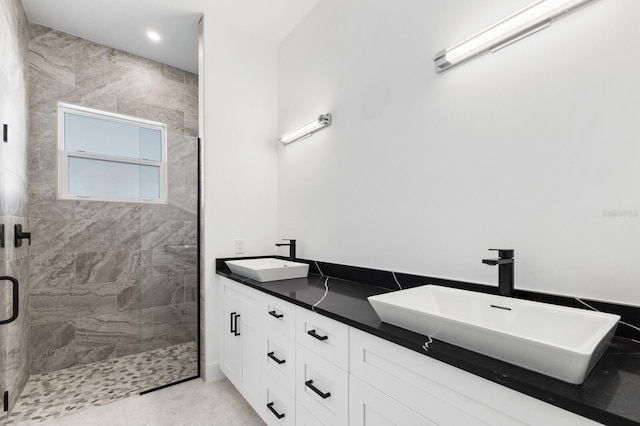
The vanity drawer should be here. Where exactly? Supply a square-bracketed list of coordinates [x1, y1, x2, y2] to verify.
[349, 374, 437, 426]
[263, 382, 295, 426]
[296, 402, 325, 426]
[296, 344, 349, 426]
[296, 307, 349, 370]
[264, 328, 296, 396]
[264, 293, 296, 337]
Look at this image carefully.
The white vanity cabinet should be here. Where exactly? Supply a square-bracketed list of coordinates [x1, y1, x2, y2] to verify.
[219, 277, 600, 426]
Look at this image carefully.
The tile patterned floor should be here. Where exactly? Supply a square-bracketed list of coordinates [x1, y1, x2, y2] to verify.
[2, 342, 198, 425]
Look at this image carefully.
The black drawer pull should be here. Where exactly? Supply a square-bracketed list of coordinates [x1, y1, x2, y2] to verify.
[267, 402, 285, 419]
[267, 352, 286, 365]
[305, 380, 331, 399]
[230, 312, 237, 335]
[307, 329, 328, 341]
[269, 310, 284, 319]
[233, 313, 241, 336]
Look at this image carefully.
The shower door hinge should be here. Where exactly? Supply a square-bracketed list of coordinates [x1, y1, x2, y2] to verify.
[3, 390, 8, 412]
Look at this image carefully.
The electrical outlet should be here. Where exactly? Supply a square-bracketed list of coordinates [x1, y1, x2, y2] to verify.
[235, 239, 245, 254]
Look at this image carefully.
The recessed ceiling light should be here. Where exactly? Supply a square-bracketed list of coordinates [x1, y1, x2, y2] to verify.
[147, 31, 161, 41]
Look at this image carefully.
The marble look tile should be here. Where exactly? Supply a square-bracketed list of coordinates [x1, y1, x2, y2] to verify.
[30, 252, 75, 289]
[185, 72, 198, 88]
[28, 37, 75, 85]
[160, 65, 185, 84]
[29, 66, 118, 115]
[29, 218, 116, 255]
[75, 251, 137, 285]
[75, 310, 146, 348]
[140, 203, 196, 222]
[28, 147, 57, 198]
[75, 202, 141, 221]
[140, 276, 184, 309]
[75, 343, 117, 366]
[151, 245, 197, 278]
[183, 275, 197, 303]
[117, 280, 140, 312]
[31, 284, 118, 325]
[27, 22, 51, 41]
[29, 28, 80, 50]
[139, 250, 153, 279]
[183, 221, 197, 244]
[30, 321, 75, 360]
[185, 165, 198, 195]
[167, 134, 197, 167]
[117, 98, 185, 135]
[29, 111, 57, 151]
[115, 219, 141, 251]
[71, 38, 112, 60]
[30, 351, 77, 375]
[111, 49, 162, 76]
[140, 220, 186, 250]
[28, 196, 76, 221]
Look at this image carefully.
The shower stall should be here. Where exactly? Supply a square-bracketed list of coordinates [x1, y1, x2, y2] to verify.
[1, 2, 201, 421]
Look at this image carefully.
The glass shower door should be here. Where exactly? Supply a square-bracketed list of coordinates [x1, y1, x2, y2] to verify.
[136, 134, 200, 393]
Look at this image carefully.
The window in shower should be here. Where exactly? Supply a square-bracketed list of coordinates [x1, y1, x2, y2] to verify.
[57, 102, 167, 203]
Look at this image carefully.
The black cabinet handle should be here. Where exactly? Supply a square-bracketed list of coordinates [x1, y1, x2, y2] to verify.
[307, 329, 328, 341]
[305, 380, 331, 399]
[233, 313, 241, 336]
[267, 352, 286, 365]
[267, 402, 285, 419]
[230, 312, 237, 335]
[0, 276, 19, 325]
[269, 310, 284, 319]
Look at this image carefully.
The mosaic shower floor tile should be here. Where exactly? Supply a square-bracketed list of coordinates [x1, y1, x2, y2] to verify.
[1, 341, 197, 425]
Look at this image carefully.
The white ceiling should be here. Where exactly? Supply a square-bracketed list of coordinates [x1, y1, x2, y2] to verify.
[21, 0, 321, 74]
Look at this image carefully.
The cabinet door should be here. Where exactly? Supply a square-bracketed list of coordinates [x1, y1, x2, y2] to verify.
[220, 298, 242, 385]
[240, 310, 262, 407]
[350, 375, 437, 426]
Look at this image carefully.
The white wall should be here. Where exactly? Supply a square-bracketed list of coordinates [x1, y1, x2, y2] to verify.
[202, 17, 278, 380]
[277, 0, 640, 306]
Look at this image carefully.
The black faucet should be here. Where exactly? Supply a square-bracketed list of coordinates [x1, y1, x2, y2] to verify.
[482, 249, 514, 296]
[275, 239, 296, 261]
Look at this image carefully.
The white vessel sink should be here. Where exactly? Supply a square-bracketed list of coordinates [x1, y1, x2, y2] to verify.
[368, 285, 620, 384]
[225, 258, 309, 282]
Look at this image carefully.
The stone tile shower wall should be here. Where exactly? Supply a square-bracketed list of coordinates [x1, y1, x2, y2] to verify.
[27, 23, 198, 375]
[0, 0, 31, 413]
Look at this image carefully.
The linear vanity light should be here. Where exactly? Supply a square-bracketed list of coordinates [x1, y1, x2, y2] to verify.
[434, 0, 595, 73]
[279, 114, 332, 144]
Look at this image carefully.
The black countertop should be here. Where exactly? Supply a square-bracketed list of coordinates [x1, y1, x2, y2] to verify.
[216, 258, 640, 426]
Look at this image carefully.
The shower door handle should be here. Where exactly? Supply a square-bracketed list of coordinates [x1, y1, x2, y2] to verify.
[0, 276, 19, 325]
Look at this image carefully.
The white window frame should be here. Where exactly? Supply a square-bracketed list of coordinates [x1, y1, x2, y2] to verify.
[57, 102, 168, 204]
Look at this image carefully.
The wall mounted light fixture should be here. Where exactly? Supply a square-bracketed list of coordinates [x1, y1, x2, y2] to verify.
[434, 0, 595, 73]
[279, 114, 332, 144]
